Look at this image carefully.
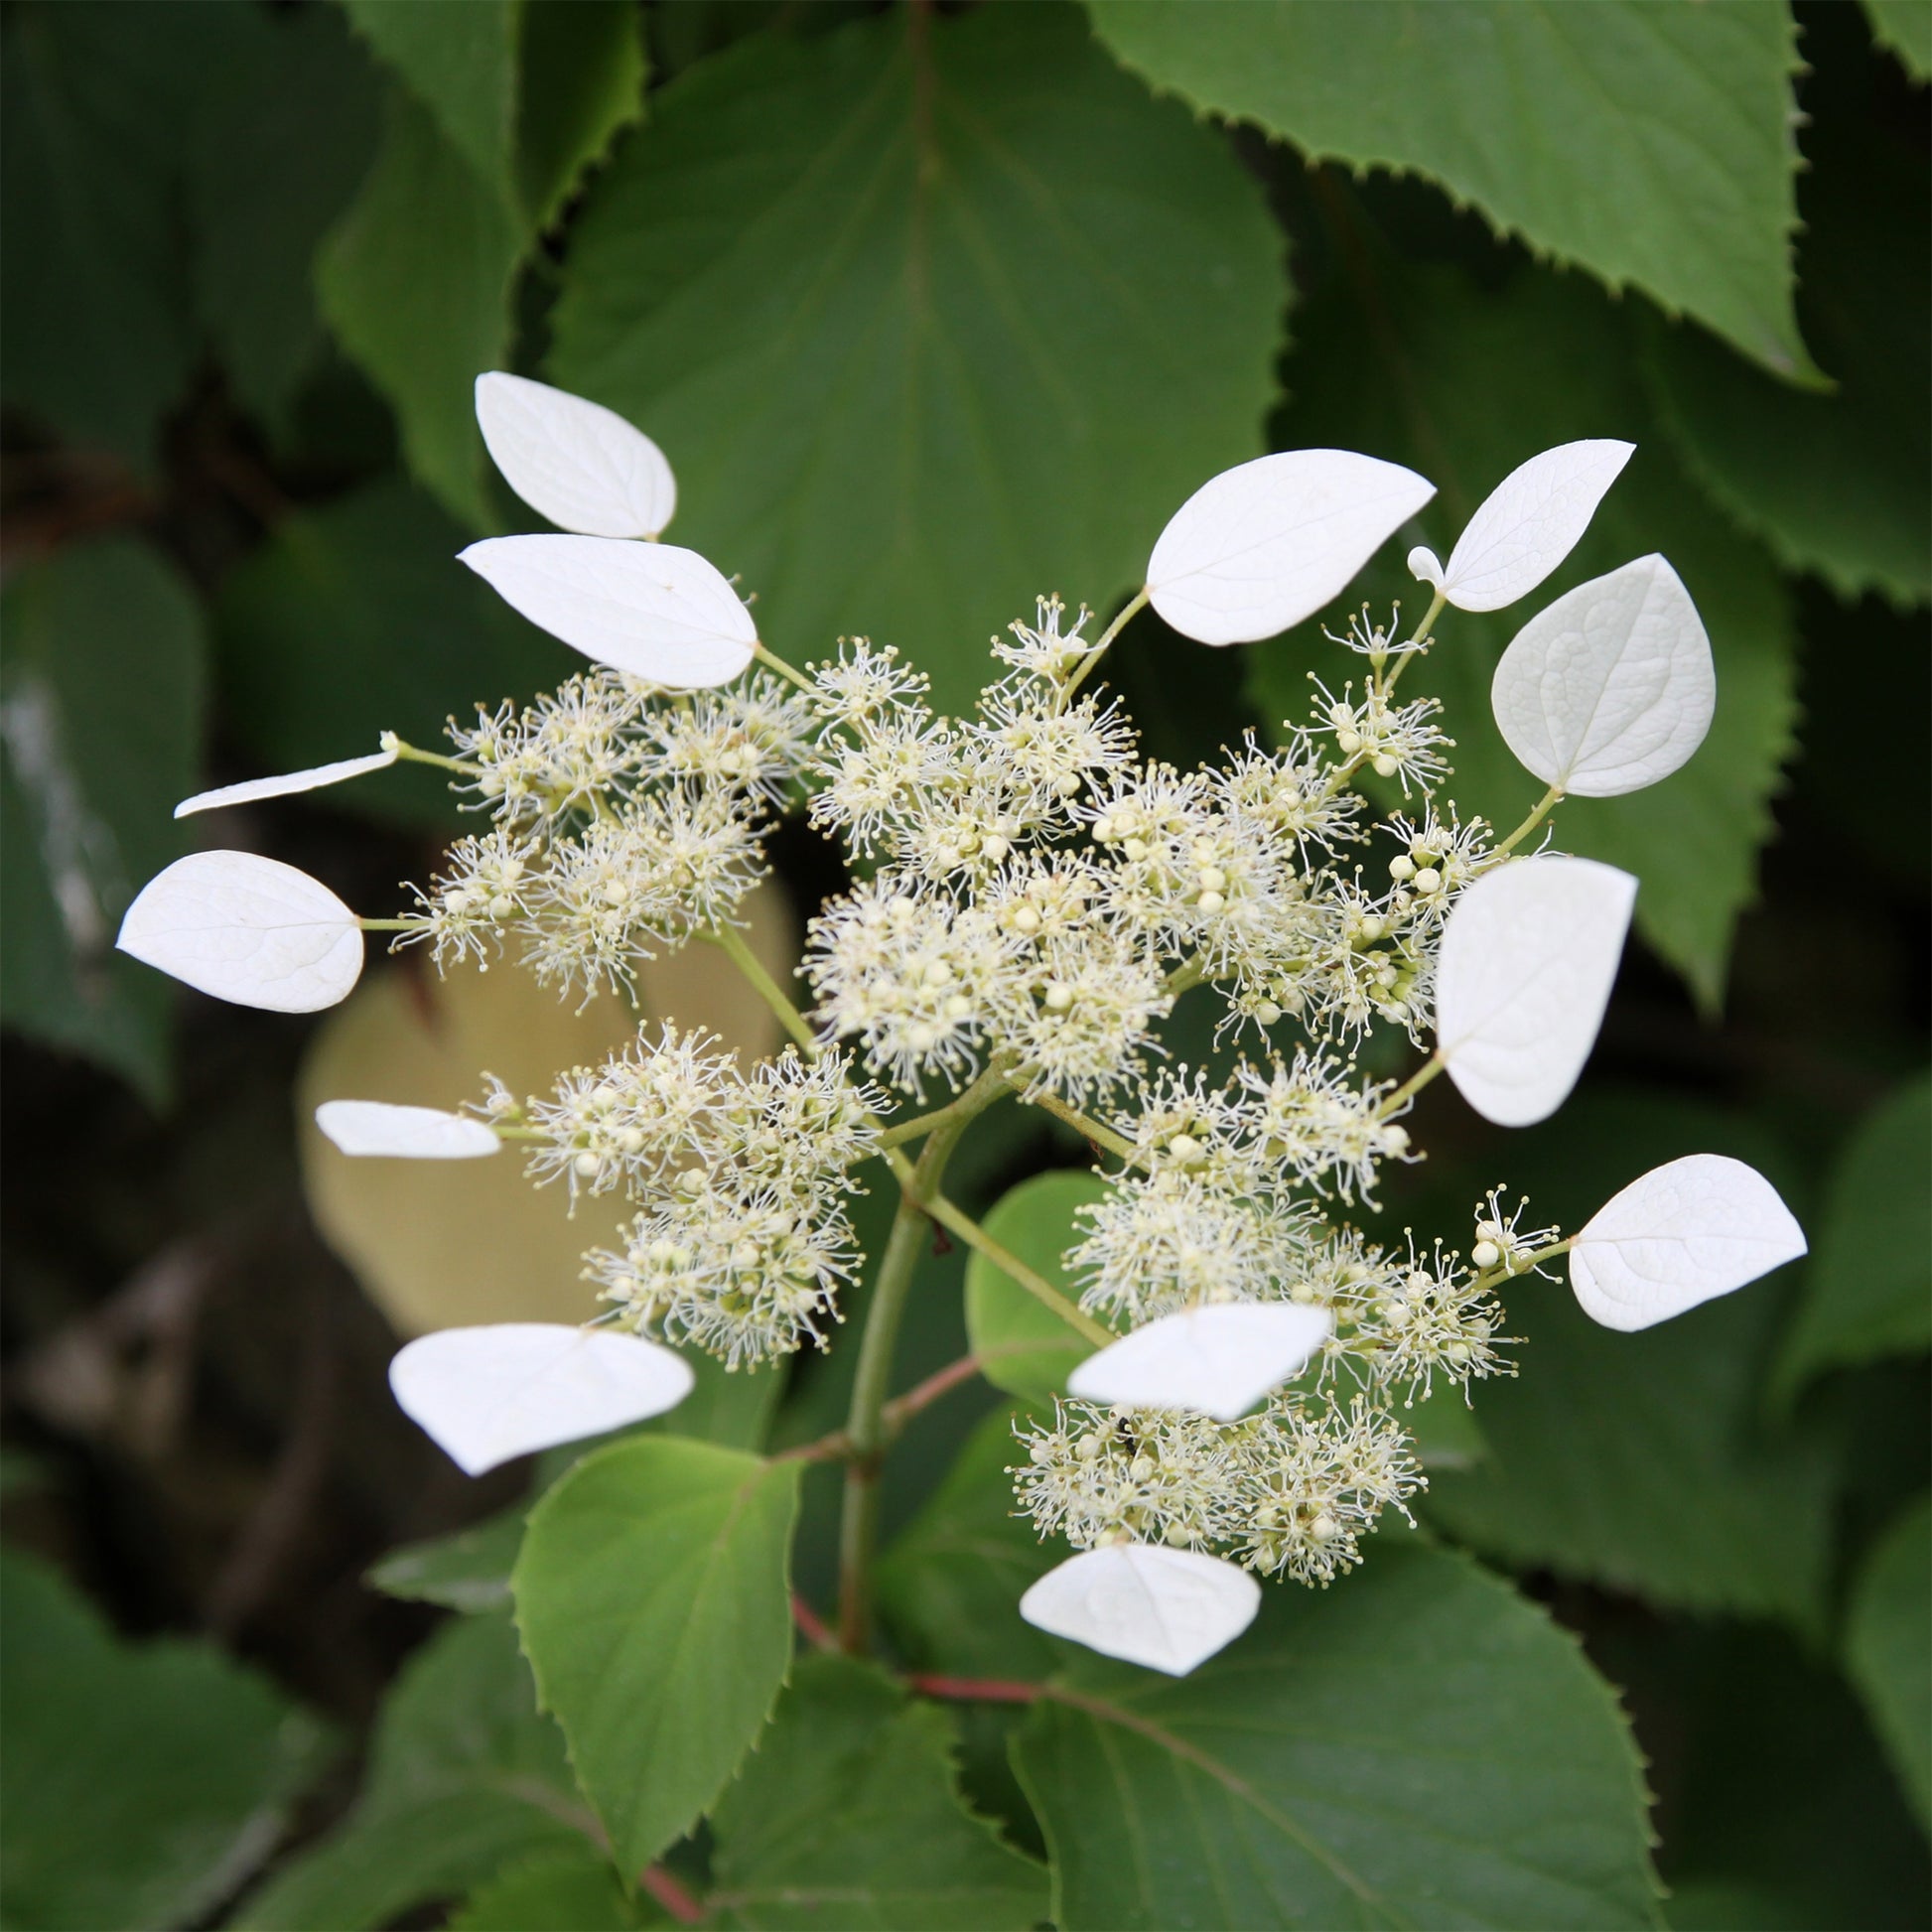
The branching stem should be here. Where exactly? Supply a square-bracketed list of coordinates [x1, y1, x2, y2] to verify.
[1493, 783, 1565, 858]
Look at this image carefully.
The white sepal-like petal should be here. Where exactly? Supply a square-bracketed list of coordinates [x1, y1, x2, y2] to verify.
[389, 1323, 695, 1476]
[1436, 855, 1636, 1128]
[116, 852, 363, 1013]
[460, 535, 757, 688]
[1429, 440, 1633, 613]
[475, 372, 676, 539]
[315, 1100, 500, 1160]
[1570, 1154, 1806, 1332]
[1066, 1304, 1331, 1422]
[1407, 544, 1446, 590]
[175, 748, 397, 818]
[1020, 1544, 1260, 1676]
[1490, 554, 1714, 796]
[1146, 450, 1436, 645]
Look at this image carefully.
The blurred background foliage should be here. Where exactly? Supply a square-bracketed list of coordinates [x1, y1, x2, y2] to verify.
[0, 1, 1925, 1927]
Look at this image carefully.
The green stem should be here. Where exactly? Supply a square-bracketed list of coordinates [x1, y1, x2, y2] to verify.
[705, 925, 820, 1058]
[387, 738, 483, 777]
[357, 917, 419, 933]
[1376, 1052, 1445, 1119]
[924, 1195, 1114, 1348]
[877, 1059, 1012, 1149]
[1378, 586, 1446, 699]
[1492, 783, 1565, 858]
[753, 641, 815, 695]
[1014, 1083, 1139, 1162]
[1469, 1236, 1574, 1295]
[1058, 586, 1150, 708]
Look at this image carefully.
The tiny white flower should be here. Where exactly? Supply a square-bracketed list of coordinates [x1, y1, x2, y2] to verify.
[1146, 450, 1436, 645]
[1435, 854, 1636, 1127]
[388, 1322, 694, 1476]
[115, 851, 363, 1013]
[460, 534, 757, 688]
[1570, 1154, 1806, 1330]
[1066, 1303, 1332, 1422]
[1490, 554, 1714, 796]
[476, 371, 677, 539]
[175, 746, 398, 818]
[1019, 1542, 1261, 1675]
[1408, 439, 1633, 613]
[315, 1100, 500, 1160]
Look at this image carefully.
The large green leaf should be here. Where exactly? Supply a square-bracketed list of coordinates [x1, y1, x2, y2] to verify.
[1087, 0, 1810, 379]
[1012, 1537, 1660, 1930]
[516, 0, 647, 232]
[1, 1549, 326, 1932]
[1863, 0, 1932, 79]
[704, 1655, 1047, 1928]
[318, 84, 524, 526]
[1774, 1073, 1932, 1400]
[966, 1169, 1105, 1408]
[1846, 1494, 1932, 1829]
[0, 537, 206, 1103]
[236, 1612, 586, 1931]
[513, 1436, 801, 1874]
[1246, 261, 1798, 1012]
[548, 0, 1285, 715]
[1411, 1092, 1833, 1629]
[212, 476, 573, 828]
[1642, 20, 1930, 609]
[368, 1506, 525, 1614]
[188, 3, 382, 427]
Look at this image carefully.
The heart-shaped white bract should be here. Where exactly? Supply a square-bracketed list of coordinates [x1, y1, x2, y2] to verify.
[476, 372, 676, 540]
[1146, 450, 1436, 646]
[315, 1100, 500, 1160]
[389, 1322, 695, 1476]
[1490, 554, 1714, 796]
[461, 535, 757, 689]
[1407, 439, 1633, 614]
[1570, 1154, 1807, 1332]
[1066, 1303, 1332, 1422]
[116, 851, 363, 1013]
[1020, 1543, 1261, 1676]
[175, 747, 398, 818]
[1436, 855, 1636, 1128]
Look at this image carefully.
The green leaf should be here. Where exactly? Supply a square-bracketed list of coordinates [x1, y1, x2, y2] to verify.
[548, 0, 1286, 716]
[188, 3, 383, 427]
[966, 1169, 1105, 1407]
[1641, 35, 1930, 609]
[1087, 0, 1811, 380]
[1011, 1538, 1660, 1930]
[368, 1506, 525, 1614]
[236, 1612, 587, 1931]
[1863, 0, 1932, 79]
[343, 0, 521, 215]
[705, 1654, 1047, 1929]
[513, 1436, 801, 1874]
[318, 83, 525, 526]
[451, 1844, 648, 1932]
[1, 1548, 326, 1932]
[212, 477, 574, 829]
[0, 537, 206, 1103]
[1846, 1494, 1932, 1829]
[517, 0, 647, 232]
[1774, 1073, 1932, 1399]
[1246, 260, 1798, 1012]
[1414, 1091, 1833, 1628]
[877, 1404, 1063, 1682]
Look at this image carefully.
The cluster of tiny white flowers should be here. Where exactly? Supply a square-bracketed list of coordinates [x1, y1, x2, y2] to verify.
[395, 591, 1527, 1579]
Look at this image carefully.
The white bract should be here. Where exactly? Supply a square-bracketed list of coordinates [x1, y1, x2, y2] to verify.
[1146, 450, 1435, 645]
[1067, 1303, 1332, 1422]
[1436, 855, 1636, 1127]
[1019, 1543, 1261, 1675]
[1570, 1154, 1807, 1331]
[476, 372, 676, 540]
[461, 535, 758, 688]
[175, 747, 398, 818]
[315, 1100, 500, 1160]
[115, 851, 363, 1013]
[389, 1322, 695, 1476]
[1490, 554, 1714, 796]
[1407, 439, 1632, 613]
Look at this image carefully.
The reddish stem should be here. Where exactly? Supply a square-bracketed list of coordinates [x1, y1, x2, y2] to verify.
[907, 1673, 1045, 1705]
[639, 1865, 706, 1925]
[791, 1592, 837, 1652]
[883, 1353, 982, 1431]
